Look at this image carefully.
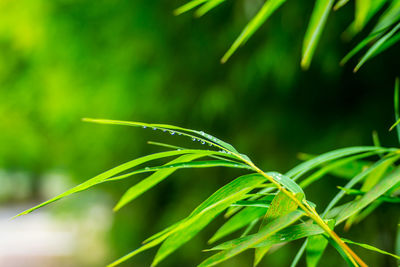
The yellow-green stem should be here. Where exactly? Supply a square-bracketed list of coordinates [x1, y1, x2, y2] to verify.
[235, 155, 367, 267]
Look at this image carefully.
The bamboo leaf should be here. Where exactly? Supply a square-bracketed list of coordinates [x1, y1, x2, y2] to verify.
[221, 0, 287, 63]
[266, 172, 304, 195]
[83, 118, 242, 156]
[208, 196, 273, 244]
[207, 222, 325, 251]
[174, 0, 208, 16]
[333, 0, 349, 11]
[335, 165, 400, 224]
[198, 210, 304, 267]
[286, 146, 389, 180]
[14, 149, 214, 218]
[394, 78, 400, 143]
[254, 191, 303, 266]
[301, 0, 334, 69]
[299, 151, 377, 188]
[107, 160, 252, 182]
[343, 238, 400, 260]
[323, 154, 400, 218]
[354, 22, 400, 72]
[195, 0, 226, 17]
[114, 153, 207, 211]
[306, 234, 329, 267]
[151, 173, 267, 266]
[372, 0, 400, 33]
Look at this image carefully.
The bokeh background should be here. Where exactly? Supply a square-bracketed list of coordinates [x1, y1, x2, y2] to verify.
[0, 0, 399, 266]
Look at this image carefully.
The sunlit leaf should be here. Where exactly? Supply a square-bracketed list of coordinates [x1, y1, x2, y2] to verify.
[14, 149, 215, 217]
[195, 0, 226, 17]
[354, 22, 400, 72]
[343, 238, 400, 260]
[207, 222, 325, 251]
[114, 153, 207, 211]
[174, 0, 208, 16]
[301, 0, 334, 69]
[151, 173, 267, 266]
[255, 191, 302, 266]
[221, 0, 287, 63]
[198, 210, 304, 267]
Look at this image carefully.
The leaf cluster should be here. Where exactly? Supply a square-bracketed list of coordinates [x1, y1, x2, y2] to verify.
[176, 0, 400, 71]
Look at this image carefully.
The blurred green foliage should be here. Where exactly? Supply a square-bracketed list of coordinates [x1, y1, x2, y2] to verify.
[0, 0, 399, 266]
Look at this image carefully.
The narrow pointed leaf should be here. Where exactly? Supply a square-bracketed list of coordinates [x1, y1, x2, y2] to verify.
[343, 238, 400, 260]
[354, 21, 400, 72]
[255, 191, 303, 266]
[114, 153, 206, 211]
[14, 149, 212, 217]
[323, 154, 400, 218]
[299, 151, 377, 188]
[301, 0, 334, 69]
[336, 165, 400, 224]
[198, 210, 304, 267]
[83, 118, 241, 155]
[286, 146, 389, 180]
[151, 173, 267, 266]
[209, 196, 273, 244]
[394, 78, 400, 143]
[107, 159, 252, 182]
[208, 222, 325, 251]
[306, 234, 329, 267]
[221, 0, 287, 63]
[174, 0, 208, 16]
[195, 0, 226, 17]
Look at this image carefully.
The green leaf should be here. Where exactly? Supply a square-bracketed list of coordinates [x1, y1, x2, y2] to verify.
[208, 196, 273, 244]
[299, 151, 377, 188]
[301, 0, 334, 69]
[221, 0, 287, 63]
[322, 154, 400, 218]
[174, 0, 208, 16]
[354, 0, 387, 33]
[231, 199, 272, 208]
[198, 210, 304, 267]
[343, 238, 400, 260]
[335, 165, 400, 224]
[340, 31, 383, 65]
[354, 21, 400, 72]
[394, 78, 400, 143]
[151, 173, 267, 266]
[83, 118, 242, 156]
[195, 0, 226, 17]
[333, 0, 350, 11]
[306, 234, 329, 267]
[107, 159, 252, 182]
[372, 0, 400, 33]
[290, 240, 308, 267]
[286, 146, 389, 180]
[207, 222, 325, 251]
[254, 191, 303, 266]
[265, 172, 304, 195]
[14, 149, 213, 218]
[114, 153, 207, 211]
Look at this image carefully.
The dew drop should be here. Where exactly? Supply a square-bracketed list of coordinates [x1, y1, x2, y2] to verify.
[145, 167, 150, 170]
[199, 131, 205, 136]
[208, 143, 212, 146]
[169, 131, 175, 135]
[143, 126, 147, 129]
[201, 141, 205, 145]
[162, 129, 167, 132]
[280, 237, 285, 241]
[192, 137, 196, 141]
[177, 133, 182, 135]
[152, 127, 157, 130]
